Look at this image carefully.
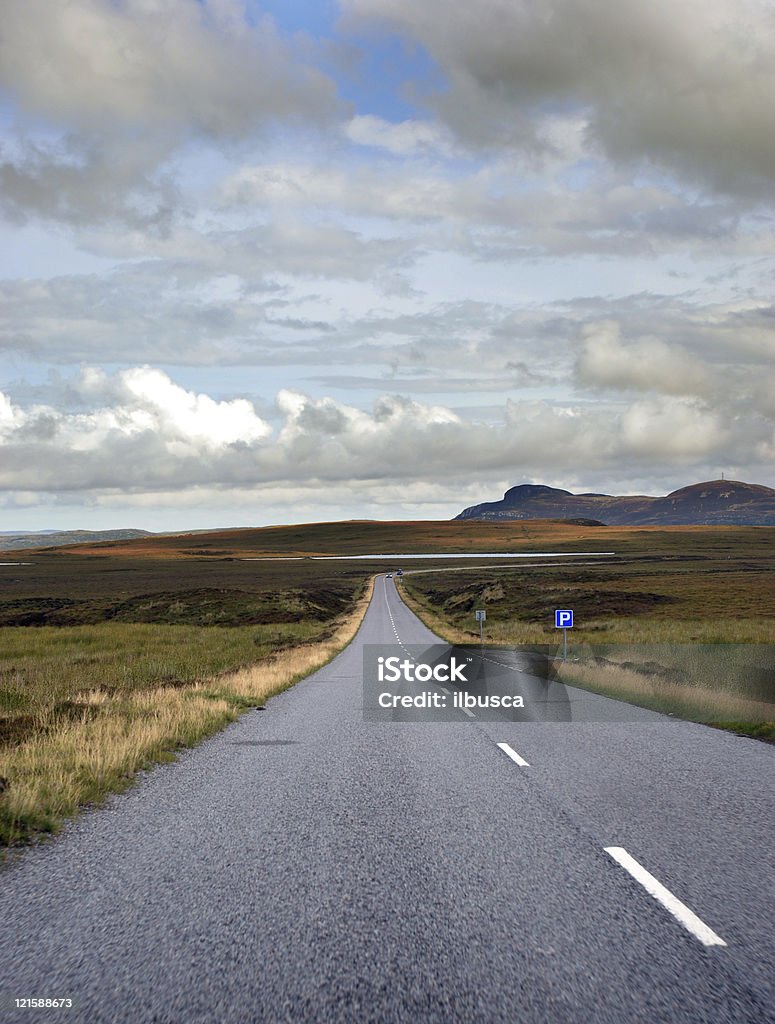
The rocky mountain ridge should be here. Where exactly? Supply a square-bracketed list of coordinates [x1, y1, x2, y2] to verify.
[455, 479, 775, 526]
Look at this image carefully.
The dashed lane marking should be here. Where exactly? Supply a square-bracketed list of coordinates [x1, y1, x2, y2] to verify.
[496, 742, 530, 767]
[604, 847, 727, 948]
[383, 577, 474, 716]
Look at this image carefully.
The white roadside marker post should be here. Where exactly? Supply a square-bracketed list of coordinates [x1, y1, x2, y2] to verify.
[475, 608, 486, 645]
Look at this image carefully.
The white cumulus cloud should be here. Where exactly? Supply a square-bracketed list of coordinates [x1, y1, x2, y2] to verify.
[0, 369, 771, 498]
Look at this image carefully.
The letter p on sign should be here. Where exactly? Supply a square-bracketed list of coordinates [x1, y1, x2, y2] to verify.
[555, 609, 574, 628]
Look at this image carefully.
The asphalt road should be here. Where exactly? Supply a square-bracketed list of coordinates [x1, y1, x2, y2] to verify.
[1, 576, 773, 1023]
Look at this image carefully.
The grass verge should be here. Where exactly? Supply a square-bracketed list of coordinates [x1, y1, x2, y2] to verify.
[0, 577, 374, 849]
[554, 657, 774, 741]
[399, 578, 774, 741]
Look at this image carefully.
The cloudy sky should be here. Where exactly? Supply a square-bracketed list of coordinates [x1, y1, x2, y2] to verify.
[1, 0, 774, 530]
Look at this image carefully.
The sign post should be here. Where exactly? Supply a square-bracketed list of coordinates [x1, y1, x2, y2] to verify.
[475, 609, 486, 644]
[554, 609, 574, 660]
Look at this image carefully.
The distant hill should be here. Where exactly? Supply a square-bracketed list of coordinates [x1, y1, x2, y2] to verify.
[455, 480, 775, 526]
[0, 529, 153, 551]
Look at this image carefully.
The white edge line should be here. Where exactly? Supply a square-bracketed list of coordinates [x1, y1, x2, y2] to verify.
[604, 847, 727, 948]
[496, 741, 530, 767]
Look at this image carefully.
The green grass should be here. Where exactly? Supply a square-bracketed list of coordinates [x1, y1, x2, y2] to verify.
[0, 621, 323, 744]
[399, 539, 775, 739]
[401, 549, 775, 644]
[0, 556, 372, 847]
[710, 722, 775, 741]
[0, 576, 375, 849]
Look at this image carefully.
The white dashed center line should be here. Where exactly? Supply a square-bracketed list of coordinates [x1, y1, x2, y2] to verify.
[496, 742, 530, 766]
[384, 576, 474, 717]
[387, 576, 731, 954]
[604, 847, 727, 947]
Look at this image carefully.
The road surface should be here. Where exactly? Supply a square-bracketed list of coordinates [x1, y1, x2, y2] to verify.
[1, 575, 773, 1022]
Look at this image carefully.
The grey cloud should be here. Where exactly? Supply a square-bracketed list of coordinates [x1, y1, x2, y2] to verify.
[3, 261, 774, 427]
[0, 1, 338, 137]
[0, 224, 421, 364]
[310, 369, 549, 392]
[221, 158, 760, 261]
[342, 0, 775, 197]
[267, 318, 337, 332]
[0, 136, 180, 230]
[575, 321, 715, 398]
[290, 400, 349, 437]
[0, 0, 341, 226]
[566, 293, 775, 368]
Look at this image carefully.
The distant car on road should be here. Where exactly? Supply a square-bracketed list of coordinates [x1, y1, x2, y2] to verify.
[386, 573, 393, 578]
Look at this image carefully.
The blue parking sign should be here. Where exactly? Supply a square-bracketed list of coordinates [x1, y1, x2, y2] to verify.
[555, 609, 574, 628]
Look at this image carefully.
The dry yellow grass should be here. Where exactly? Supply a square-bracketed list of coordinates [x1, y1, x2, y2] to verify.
[0, 577, 374, 848]
[1, 689, 236, 840]
[555, 659, 775, 730]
